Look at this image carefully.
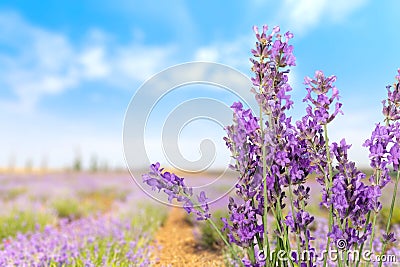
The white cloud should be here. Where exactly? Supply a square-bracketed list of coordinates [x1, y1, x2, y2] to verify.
[104, 0, 197, 43]
[280, 0, 367, 35]
[78, 47, 110, 79]
[108, 45, 175, 88]
[194, 36, 253, 70]
[0, 4, 373, 170]
[0, 11, 175, 112]
[0, 11, 178, 169]
[195, 47, 219, 62]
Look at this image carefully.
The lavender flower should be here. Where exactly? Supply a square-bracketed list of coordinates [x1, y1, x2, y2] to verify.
[285, 211, 314, 235]
[142, 162, 210, 220]
[363, 124, 393, 187]
[222, 198, 262, 248]
[298, 70, 343, 188]
[140, 25, 400, 267]
[383, 69, 400, 122]
[0, 215, 153, 266]
[222, 24, 318, 266]
[382, 232, 396, 244]
[224, 102, 261, 202]
[303, 70, 343, 125]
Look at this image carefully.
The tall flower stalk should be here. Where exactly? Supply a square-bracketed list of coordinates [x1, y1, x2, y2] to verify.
[299, 70, 343, 266]
[250, 25, 299, 266]
[377, 70, 400, 267]
[142, 162, 244, 265]
[140, 25, 400, 267]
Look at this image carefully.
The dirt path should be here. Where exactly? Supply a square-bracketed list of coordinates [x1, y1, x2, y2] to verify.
[153, 207, 225, 267]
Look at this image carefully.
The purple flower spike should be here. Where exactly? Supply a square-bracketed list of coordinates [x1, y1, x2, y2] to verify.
[383, 70, 400, 122]
[382, 232, 396, 244]
[142, 163, 210, 220]
[303, 70, 342, 125]
[140, 25, 400, 267]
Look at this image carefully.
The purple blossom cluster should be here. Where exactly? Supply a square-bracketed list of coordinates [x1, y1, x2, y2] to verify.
[0, 173, 165, 267]
[222, 25, 317, 266]
[0, 215, 152, 267]
[296, 69, 377, 255]
[312, 218, 400, 266]
[299, 70, 340, 188]
[222, 197, 262, 249]
[364, 69, 400, 266]
[303, 71, 342, 125]
[364, 124, 395, 187]
[382, 69, 400, 122]
[250, 25, 294, 115]
[142, 24, 400, 267]
[143, 162, 210, 220]
[226, 28, 399, 266]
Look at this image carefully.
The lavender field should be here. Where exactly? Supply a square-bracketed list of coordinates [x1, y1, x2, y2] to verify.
[0, 172, 167, 266]
[1, 1, 400, 267]
[0, 169, 399, 266]
[0, 171, 247, 266]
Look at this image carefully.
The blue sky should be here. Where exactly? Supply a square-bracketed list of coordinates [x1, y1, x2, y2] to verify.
[0, 0, 399, 169]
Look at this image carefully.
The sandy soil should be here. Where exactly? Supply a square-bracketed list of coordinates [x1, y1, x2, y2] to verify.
[153, 207, 226, 267]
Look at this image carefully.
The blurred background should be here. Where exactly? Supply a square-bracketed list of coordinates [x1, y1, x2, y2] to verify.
[1, 2, 400, 265]
[0, 0, 399, 172]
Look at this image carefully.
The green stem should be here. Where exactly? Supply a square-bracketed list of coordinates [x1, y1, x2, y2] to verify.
[249, 243, 256, 264]
[355, 212, 371, 267]
[378, 170, 400, 267]
[268, 198, 292, 266]
[366, 168, 382, 267]
[275, 196, 291, 267]
[181, 190, 244, 266]
[322, 124, 335, 267]
[366, 215, 378, 267]
[207, 219, 230, 250]
[385, 170, 400, 233]
[260, 98, 271, 264]
[340, 220, 348, 267]
[288, 182, 302, 265]
[269, 203, 282, 232]
[365, 111, 392, 267]
[208, 219, 244, 266]
[300, 200, 311, 267]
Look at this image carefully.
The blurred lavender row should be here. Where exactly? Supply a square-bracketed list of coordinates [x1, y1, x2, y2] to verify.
[0, 215, 152, 266]
[0, 173, 167, 266]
